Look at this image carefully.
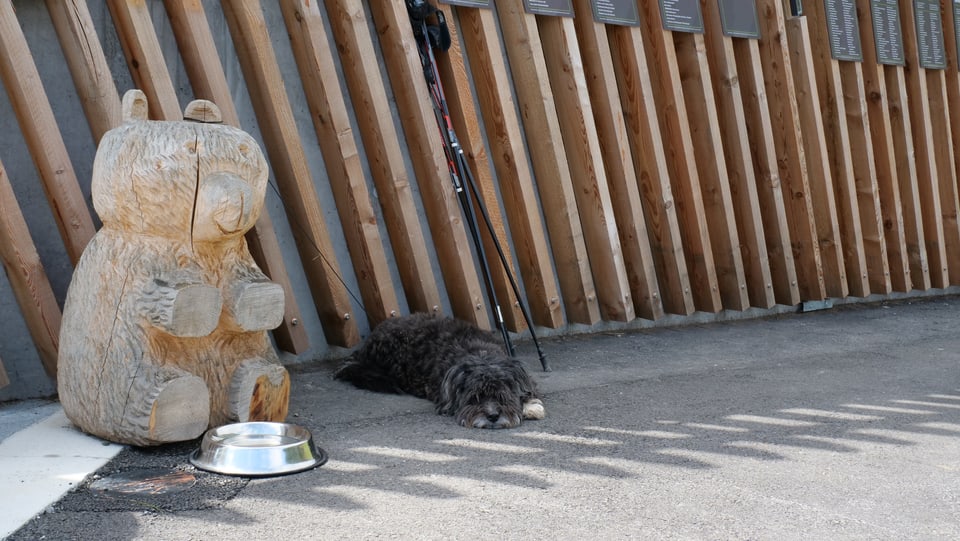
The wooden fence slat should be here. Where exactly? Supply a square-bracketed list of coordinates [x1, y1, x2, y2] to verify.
[364, 0, 488, 329]
[570, 0, 664, 320]
[163, 0, 309, 354]
[802, 0, 889, 296]
[45, 0, 121, 143]
[784, 17, 849, 299]
[854, 0, 913, 293]
[493, 0, 601, 325]
[0, 159, 61, 378]
[753, 0, 826, 301]
[279, 0, 401, 326]
[322, 0, 443, 321]
[440, 5, 562, 329]
[106, 0, 183, 120]
[897, 0, 949, 288]
[222, 0, 359, 346]
[700, 0, 778, 309]
[940, 0, 960, 285]
[0, 0, 96, 266]
[672, 31, 750, 311]
[731, 36, 801, 306]
[0, 355, 8, 389]
[637, 1, 722, 313]
[537, 16, 635, 322]
[608, 24, 695, 316]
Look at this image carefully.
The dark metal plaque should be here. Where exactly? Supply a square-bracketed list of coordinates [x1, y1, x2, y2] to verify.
[659, 0, 705, 33]
[717, 0, 761, 39]
[870, 0, 905, 65]
[824, 0, 863, 61]
[590, 0, 640, 26]
[522, 0, 575, 16]
[914, 0, 946, 69]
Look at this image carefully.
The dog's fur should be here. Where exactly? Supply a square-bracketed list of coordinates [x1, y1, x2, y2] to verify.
[334, 313, 544, 429]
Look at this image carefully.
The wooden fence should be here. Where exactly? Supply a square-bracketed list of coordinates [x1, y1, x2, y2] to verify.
[1, 0, 959, 396]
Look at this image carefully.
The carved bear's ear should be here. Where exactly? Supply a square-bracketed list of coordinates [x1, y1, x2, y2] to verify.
[121, 89, 149, 122]
[184, 100, 222, 124]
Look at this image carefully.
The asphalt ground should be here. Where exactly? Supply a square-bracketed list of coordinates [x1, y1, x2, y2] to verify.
[7, 296, 960, 540]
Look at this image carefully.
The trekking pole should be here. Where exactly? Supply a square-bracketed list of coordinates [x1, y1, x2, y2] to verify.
[405, 0, 549, 371]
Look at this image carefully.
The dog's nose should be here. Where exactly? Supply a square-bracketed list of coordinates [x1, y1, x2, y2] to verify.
[486, 412, 501, 423]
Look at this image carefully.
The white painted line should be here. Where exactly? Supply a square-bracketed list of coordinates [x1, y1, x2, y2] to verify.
[0, 408, 124, 539]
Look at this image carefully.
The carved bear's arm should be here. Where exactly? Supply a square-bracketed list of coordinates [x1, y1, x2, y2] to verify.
[138, 275, 223, 337]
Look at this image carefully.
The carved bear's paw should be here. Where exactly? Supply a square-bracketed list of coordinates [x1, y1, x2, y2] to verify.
[141, 280, 222, 337]
[226, 281, 285, 331]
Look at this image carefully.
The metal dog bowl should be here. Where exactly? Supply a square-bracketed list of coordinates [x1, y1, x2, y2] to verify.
[190, 422, 327, 477]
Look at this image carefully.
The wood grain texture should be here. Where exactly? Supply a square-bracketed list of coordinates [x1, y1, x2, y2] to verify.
[538, 16, 635, 322]
[570, 0, 664, 320]
[279, 0, 400, 325]
[439, 4, 561, 329]
[106, 0, 182, 120]
[0, 0, 96, 266]
[0, 159, 62, 378]
[637, 1, 722, 313]
[323, 0, 445, 320]
[222, 0, 360, 345]
[163, 0, 310, 354]
[700, 0, 778, 309]
[672, 31, 750, 311]
[854, 0, 911, 293]
[896, 0, 949, 288]
[938, 0, 960, 285]
[45, 0, 122, 143]
[365, 0, 488, 328]
[494, 0, 600, 325]
[608, 24, 695, 316]
[753, 0, 826, 301]
[784, 17, 849, 299]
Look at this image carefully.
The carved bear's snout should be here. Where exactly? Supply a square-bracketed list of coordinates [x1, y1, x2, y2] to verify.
[193, 172, 257, 240]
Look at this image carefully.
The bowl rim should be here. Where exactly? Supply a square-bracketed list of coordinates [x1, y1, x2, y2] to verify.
[189, 421, 328, 477]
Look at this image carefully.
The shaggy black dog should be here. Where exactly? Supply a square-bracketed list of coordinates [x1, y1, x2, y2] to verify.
[334, 313, 545, 429]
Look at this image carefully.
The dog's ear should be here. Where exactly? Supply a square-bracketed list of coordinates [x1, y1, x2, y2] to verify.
[437, 367, 462, 416]
[509, 361, 540, 401]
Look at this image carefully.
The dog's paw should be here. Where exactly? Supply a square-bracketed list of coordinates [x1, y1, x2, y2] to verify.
[522, 398, 545, 420]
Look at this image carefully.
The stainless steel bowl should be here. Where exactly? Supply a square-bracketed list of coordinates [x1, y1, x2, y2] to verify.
[190, 422, 327, 476]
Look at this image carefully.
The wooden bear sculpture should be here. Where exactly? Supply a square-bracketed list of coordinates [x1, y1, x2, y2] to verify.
[58, 90, 290, 446]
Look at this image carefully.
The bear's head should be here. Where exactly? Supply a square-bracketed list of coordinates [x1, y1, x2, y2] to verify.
[92, 90, 269, 244]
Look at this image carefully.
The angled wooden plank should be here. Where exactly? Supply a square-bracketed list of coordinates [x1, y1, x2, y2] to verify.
[322, 0, 443, 320]
[784, 17, 850, 298]
[672, 31, 750, 310]
[897, 0, 949, 287]
[700, 0, 781, 309]
[222, 0, 359, 346]
[164, 0, 309, 354]
[45, 0, 121, 143]
[537, 16, 634, 322]
[493, 0, 601, 325]
[0, 355, 8, 389]
[106, 0, 182, 120]
[279, 0, 401, 325]
[608, 24, 695, 316]
[364, 0, 488, 328]
[570, 0, 664, 320]
[854, 0, 913, 292]
[0, 159, 61, 378]
[731, 36, 802, 306]
[636, 1, 722, 313]
[802, 0, 889, 295]
[753, 0, 827, 301]
[440, 5, 562, 329]
[0, 0, 96, 266]
[932, 0, 960, 285]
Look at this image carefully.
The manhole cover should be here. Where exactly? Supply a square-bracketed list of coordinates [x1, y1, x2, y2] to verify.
[89, 468, 197, 496]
